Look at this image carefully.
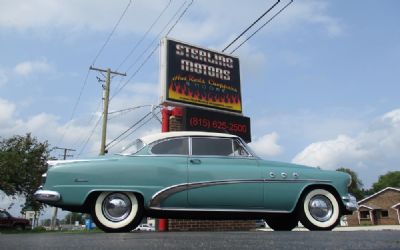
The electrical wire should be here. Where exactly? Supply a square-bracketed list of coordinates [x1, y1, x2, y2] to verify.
[229, 0, 294, 54]
[115, 0, 172, 72]
[122, 0, 188, 75]
[91, 0, 133, 66]
[108, 105, 153, 121]
[58, 0, 133, 148]
[111, 0, 193, 100]
[222, 0, 280, 53]
[111, 0, 172, 96]
[77, 114, 103, 157]
[165, 0, 193, 36]
[56, 69, 91, 146]
[107, 109, 161, 151]
[106, 111, 153, 149]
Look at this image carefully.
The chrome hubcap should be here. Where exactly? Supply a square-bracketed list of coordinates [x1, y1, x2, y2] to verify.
[102, 193, 132, 222]
[308, 195, 333, 222]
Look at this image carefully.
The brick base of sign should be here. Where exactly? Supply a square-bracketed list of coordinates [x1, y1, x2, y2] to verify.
[168, 219, 256, 231]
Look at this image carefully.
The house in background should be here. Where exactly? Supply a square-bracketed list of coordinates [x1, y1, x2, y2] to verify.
[347, 187, 400, 226]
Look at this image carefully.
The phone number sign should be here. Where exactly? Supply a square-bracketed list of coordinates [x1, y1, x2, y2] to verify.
[183, 107, 251, 142]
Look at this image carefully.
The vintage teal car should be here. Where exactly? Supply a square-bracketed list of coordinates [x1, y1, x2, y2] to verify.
[35, 131, 357, 232]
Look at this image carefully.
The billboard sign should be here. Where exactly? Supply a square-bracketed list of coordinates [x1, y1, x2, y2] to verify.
[183, 106, 251, 142]
[160, 38, 242, 113]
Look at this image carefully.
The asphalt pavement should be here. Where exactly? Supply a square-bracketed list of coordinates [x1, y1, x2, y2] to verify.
[0, 230, 399, 250]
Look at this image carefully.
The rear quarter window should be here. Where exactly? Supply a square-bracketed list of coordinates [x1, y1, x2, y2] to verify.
[151, 138, 189, 155]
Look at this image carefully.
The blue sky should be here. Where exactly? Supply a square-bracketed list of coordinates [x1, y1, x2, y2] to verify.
[1, 0, 399, 215]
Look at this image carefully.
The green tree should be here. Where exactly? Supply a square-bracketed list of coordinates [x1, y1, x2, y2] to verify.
[0, 133, 50, 212]
[372, 171, 400, 192]
[336, 167, 365, 200]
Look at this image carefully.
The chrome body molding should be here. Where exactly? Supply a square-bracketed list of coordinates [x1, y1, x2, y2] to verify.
[148, 206, 291, 214]
[34, 190, 61, 202]
[149, 179, 332, 208]
[342, 194, 358, 212]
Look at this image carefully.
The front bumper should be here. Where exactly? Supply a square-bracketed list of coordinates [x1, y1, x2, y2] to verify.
[34, 189, 61, 202]
[342, 194, 358, 213]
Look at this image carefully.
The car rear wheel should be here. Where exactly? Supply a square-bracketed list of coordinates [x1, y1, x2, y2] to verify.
[91, 191, 143, 233]
[265, 214, 298, 231]
[299, 188, 341, 231]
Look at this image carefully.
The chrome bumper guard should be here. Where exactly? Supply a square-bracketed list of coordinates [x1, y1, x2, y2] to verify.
[342, 194, 358, 212]
[34, 189, 61, 202]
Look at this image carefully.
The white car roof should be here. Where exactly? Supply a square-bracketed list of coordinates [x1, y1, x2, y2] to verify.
[140, 131, 238, 144]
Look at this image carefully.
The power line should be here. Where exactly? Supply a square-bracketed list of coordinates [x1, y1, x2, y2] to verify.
[71, 95, 103, 151]
[77, 114, 102, 157]
[108, 105, 153, 121]
[106, 111, 153, 149]
[115, 0, 172, 72]
[111, 0, 193, 100]
[111, 0, 172, 97]
[58, 0, 133, 147]
[57, 69, 91, 146]
[107, 109, 161, 151]
[108, 105, 152, 115]
[122, 0, 188, 75]
[222, 0, 281, 53]
[91, 0, 134, 65]
[229, 0, 294, 54]
[165, 0, 193, 36]
[74, 0, 193, 156]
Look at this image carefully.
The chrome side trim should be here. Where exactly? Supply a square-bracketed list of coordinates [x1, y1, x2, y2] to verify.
[149, 179, 332, 208]
[148, 206, 291, 214]
[34, 190, 60, 202]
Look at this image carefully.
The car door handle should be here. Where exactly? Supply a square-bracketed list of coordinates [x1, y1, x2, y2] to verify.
[190, 159, 202, 164]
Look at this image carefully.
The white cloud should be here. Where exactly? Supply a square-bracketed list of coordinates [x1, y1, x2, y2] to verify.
[277, 0, 343, 37]
[0, 0, 342, 41]
[0, 0, 179, 34]
[292, 108, 400, 186]
[0, 98, 17, 129]
[0, 80, 161, 157]
[14, 59, 52, 76]
[292, 135, 368, 169]
[249, 132, 283, 157]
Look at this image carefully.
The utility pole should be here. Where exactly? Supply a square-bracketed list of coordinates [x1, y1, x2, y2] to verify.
[50, 147, 76, 231]
[89, 66, 126, 155]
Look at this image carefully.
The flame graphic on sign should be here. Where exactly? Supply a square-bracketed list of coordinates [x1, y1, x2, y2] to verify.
[168, 80, 242, 112]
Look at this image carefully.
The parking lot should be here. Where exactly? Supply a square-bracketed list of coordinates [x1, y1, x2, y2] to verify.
[1, 230, 399, 250]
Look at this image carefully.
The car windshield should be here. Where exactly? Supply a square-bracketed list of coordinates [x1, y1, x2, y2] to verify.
[118, 139, 145, 155]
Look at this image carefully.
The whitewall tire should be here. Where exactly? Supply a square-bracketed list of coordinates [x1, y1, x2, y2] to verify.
[299, 189, 341, 231]
[91, 191, 143, 233]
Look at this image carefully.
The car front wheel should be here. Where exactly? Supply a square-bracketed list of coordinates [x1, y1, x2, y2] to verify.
[299, 188, 341, 231]
[91, 191, 143, 233]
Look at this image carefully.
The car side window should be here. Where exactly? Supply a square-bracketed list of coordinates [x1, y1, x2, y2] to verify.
[151, 138, 188, 155]
[233, 140, 250, 157]
[192, 138, 233, 156]
[0, 211, 8, 218]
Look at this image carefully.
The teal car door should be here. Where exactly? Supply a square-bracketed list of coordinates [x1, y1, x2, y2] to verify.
[187, 137, 263, 208]
[147, 137, 189, 208]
